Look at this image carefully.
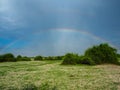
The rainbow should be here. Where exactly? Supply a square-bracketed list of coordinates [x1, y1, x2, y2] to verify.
[1, 28, 114, 52]
[52, 28, 107, 42]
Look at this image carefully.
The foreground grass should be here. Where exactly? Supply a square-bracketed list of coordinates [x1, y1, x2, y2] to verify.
[0, 60, 120, 90]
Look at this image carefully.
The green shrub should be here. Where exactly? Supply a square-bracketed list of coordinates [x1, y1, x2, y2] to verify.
[0, 53, 16, 62]
[44, 56, 54, 60]
[117, 54, 120, 58]
[62, 53, 79, 65]
[85, 43, 119, 64]
[34, 56, 43, 61]
[54, 56, 64, 60]
[16, 55, 22, 61]
[43, 56, 63, 60]
[21, 57, 31, 61]
[16, 55, 31, 61]
[78, 56, 95, 65]
[0, 55, 4, 62]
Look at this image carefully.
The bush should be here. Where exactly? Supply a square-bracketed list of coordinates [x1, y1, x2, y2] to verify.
[0, 55, 4, 62]
[34, 56, 43, 61]
[78, 56, 95, 65]
[54, 56, 64, 60]
[0, 53, 16, 62]
[62, 53, 79, 65]
[16, 55, 22, 61]
[85, 43, 119, 64]
[21, 56, 31, 61]
[44, 56, 54, 60]
[117, 54, 120, 58]
[43, 56, 63, 60]
[16, 55, 31, 61]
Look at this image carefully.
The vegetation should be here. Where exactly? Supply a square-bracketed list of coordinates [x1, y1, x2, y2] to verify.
[78, 56, 95, 65]
[0, 61, 120, 90]
[20, 56, 31, 61]
[85, 43, 119, 65]
[0, 43, 119, 66]
[117, 54, 120, 58]
[62, 54, 95, 65]
[62, 53, 79, 65]
[0, 53, 16, 62]
[44, 56, 63, 60]
[16, 55, 22, 61]
[61, 43, 119, 65]
[34, 55, 43, 61]
[16, 55, 31, 61]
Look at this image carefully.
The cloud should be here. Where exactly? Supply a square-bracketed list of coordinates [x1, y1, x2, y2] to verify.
[0, 0, 120, 56]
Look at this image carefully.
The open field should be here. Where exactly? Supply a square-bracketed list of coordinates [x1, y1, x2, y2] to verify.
[0, 60, 120, 90]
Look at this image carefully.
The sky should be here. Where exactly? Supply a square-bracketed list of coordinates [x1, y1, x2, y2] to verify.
[0, 0, 120, 56]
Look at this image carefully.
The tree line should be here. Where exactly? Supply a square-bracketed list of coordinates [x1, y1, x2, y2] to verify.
[0, 54, 63, 62]
[62, 43, 120, 65]
[0, 43, 120, 65]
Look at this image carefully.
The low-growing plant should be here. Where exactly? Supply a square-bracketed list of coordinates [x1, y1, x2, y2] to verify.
[78, 56, 95, 65]
[34, 55, 43, 61]
[62, 53, 79, 65]
[39, 82, 57, 90]
[22, 83, 38, 90]
[21, 57, 31, 61]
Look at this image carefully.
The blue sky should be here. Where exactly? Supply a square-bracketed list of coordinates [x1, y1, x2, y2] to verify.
[0, 0, 120, 56]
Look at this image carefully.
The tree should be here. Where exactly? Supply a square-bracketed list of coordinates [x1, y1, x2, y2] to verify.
[34, 56, 43, 61]
[54, 56, 64, 60]
[0, 55, 4, 62]
[16, 55, 22, 61]
[85, 43, 119, 64]
[77, 56, 95, 65]
[21, 56, 31, 61]
[62, 53, 79, 65]
[2, 53, 16, 62]
[117, 54, 120, 58]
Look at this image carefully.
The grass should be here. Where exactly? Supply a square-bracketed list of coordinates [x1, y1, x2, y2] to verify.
[0, 60, 120, 90]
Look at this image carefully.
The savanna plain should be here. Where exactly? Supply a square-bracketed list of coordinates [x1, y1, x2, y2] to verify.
[0, 60, 120, 90]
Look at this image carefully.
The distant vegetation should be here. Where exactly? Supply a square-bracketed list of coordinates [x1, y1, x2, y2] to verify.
[62, 43, 119, 65]
[85, 43, 118, 65]
[0, 43, 120, 65]
[0, 53, 16, 62]
[117, 54, 120, 58]
[62, 53, 95, 65]
[0, 54, 31, 62]
[34, 55, 43, 61]
[16, 55, 31, 61]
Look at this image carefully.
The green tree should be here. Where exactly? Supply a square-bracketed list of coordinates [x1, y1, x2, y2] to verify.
[21, 56, 31, 61]
[62, 53, 79, 65]
[77, 56, 95, 65]
[117, 54, 120, 58]
[34, 56, 43, 61]
[0, 55, 4, 62]
[85, 43, 119, 64]
[2, 53, 16, 62]
[16, 55, 22, 61]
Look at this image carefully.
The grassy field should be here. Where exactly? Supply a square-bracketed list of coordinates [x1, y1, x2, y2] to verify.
[0, 60, 120, 90]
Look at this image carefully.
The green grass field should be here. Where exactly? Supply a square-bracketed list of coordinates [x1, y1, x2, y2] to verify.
[0, 60, 120, 90]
